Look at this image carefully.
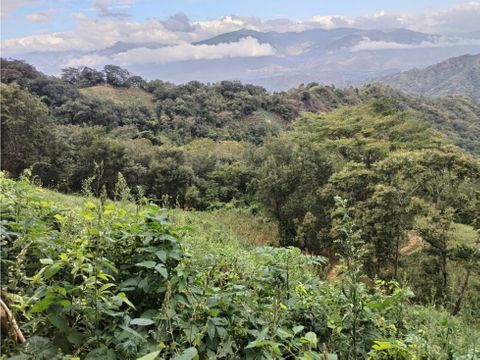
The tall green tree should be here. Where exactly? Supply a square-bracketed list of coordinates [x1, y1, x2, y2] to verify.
[0, 83, 56, 178]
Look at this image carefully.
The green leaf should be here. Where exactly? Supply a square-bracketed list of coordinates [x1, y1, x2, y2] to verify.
[372, 341, 396, 350]
[246, 340, 275, 349]
[22, 336, 58, 358]
[119, 325, 144, 340]
[29, 295, 56, 313]
[292, 325, 304, 334]
[137, 351, 160, 360]
[40, 258, 53, 265]
[324, 354, 338, 360]
[155, 250, 167, 262]
[276, 328, 293, 339]
[207, 321, 216, 340]
[67, 331, 85, 345]
[303, 332, 317, 347]
[136, 261, 157, 269]
[44, 261, 65, 279]
[48, 313, 69, 333]
[154, 263, 168, 278]
[117, 292, 136, 309]
[173, 347, 198, 360]
[130, 318, 155, 326]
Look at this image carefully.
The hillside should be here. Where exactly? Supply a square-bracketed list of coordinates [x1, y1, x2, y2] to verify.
[2, 57, 480, 359]
[6, 29, 480, 90]
[2, 174, 479, 359]
[80, 85, 156, 111]
[379, 53, 480, 101]
[287, 83, 480, 156]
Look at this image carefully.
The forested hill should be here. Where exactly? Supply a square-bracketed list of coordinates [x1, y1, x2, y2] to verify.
[379, 53, 480, 101]
[2, 58, 480, 358]
[2, 58, 480, 156]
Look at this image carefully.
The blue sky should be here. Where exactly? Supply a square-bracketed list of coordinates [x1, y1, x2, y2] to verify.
[0, 0, 466, 40]
[2, 0, 480, 58]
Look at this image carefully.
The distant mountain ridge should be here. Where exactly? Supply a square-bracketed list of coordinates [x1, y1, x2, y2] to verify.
[378, 54, 480, 101]
[5, 27, 480, 90]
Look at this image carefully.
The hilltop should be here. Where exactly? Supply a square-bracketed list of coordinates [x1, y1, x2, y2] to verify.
[379, 53, 480, 101]
[80, 85, 156, 111]
[2, 57, 480, 359]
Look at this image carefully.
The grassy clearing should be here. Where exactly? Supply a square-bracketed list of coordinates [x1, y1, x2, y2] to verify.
[449, 222, 478, 247]
[80, 85, 155, 110]
[40, 187, 279, 248]
[168, 208, 278, 248]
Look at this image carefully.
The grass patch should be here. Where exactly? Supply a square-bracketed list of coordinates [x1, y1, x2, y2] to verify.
[167, 208, 278, 248]
[80, 85, 155, 110]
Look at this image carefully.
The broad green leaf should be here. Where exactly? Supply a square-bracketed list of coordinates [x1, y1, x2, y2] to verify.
[98, 283, 116, 293]
[276, 328, 293, 339]
[48, 313, 69, 333]
[246, 340, 275, 349]
[173, 347, 198, 360]
[29, 295, 56, 313]
[136, 261, 157, 269]
[117, 292, 136, 309]
[155, 250, 167, 262]
[67, 331, 85, 345]
[44, 262, 65, 279]
[130, 318, 155, 326]
[303, 332, 317, 347]
[207, 321, 216, 340]
[137, 351, 160, 360]
[154, 263, 168, 278]
[292, 325, 305, 334]
[40, 258, 53, 265]
[119, 325, 144, 340]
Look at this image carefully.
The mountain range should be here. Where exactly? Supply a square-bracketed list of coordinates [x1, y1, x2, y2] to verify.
[378, 53, 480, 101]
[5, 27, 480, 91]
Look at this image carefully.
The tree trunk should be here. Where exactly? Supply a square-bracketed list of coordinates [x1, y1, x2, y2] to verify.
[452, 268, 471, 315]
[441, 250, 448, 301]
[394, 236, 399, 280]
[0, 298, 26, 343]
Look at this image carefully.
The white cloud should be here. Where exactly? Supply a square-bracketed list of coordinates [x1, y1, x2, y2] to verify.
[26, 12, 50, 23]
[161, 12, 195, 32]
[2, 2, 480, 56]
[350, 36, 480, 52]
[62, 37, 275, 67]
[92, 0, 137, 18]
[419, 1, 480, 34]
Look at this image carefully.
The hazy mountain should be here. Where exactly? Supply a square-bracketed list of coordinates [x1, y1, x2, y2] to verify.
[378, 54, 480, 101]
[5, 28, 480, 90]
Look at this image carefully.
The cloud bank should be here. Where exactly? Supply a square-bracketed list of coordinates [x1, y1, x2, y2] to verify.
[65, 37, 275, 67]
[350, 37, 480, 52]
[2, 2, 480, 58]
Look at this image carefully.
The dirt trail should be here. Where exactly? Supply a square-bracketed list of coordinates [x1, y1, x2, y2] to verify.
[400, 231, 424, 256]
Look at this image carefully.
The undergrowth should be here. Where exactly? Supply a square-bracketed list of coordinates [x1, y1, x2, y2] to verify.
[1, 174, 478, 359]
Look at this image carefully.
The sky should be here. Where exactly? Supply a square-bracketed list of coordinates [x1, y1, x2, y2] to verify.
[1, 0, 480, 58]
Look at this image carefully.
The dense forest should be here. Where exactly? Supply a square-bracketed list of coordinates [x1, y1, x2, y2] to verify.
[1, 59, 479, 359]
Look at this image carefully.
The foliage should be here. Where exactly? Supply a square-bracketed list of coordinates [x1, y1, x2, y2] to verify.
[0, 83, 58, 178]
[1, 59, 480, 355]
[2, 176, 477, 359]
